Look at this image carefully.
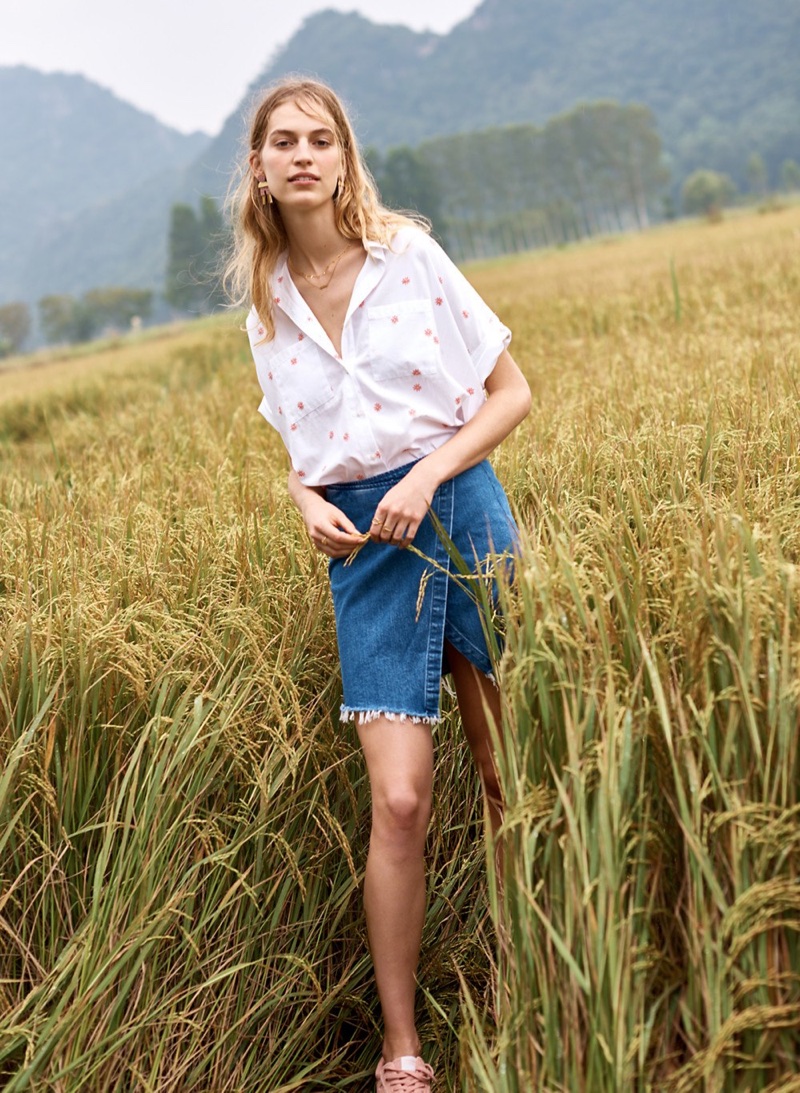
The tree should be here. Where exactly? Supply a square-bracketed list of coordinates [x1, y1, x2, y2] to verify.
[746, 153, 768, 196]
[38, 294, 94, 345]
[196, 196, 227, 310]
[780, 159, 800, 193]
[369, 147, 445, 238]
[82, 287, 153, 332]
[38, 288, 152, 345]
[165, 197, 227, 313]
[681, 169, 737, 217]
[0, 301, 31, 356]
[165, 204, 204, 312]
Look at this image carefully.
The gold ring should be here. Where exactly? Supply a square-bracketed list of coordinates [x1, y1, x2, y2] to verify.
[321, 535, 328, 545]
[371, 516, 383, 525]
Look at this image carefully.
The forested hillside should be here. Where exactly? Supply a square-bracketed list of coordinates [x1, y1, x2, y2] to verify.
[1, 0, 797, 317]
[198, 0, 799, 196]
[0, 67, 209, 304]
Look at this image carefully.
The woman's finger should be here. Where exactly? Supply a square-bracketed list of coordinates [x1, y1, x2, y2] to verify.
[331, 507, 361, 537]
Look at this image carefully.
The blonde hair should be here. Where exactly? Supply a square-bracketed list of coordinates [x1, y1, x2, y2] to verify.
[224, 77, 428, 342]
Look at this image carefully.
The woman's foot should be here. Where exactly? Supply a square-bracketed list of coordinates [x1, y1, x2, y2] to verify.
[375, 1055, 435, 1091]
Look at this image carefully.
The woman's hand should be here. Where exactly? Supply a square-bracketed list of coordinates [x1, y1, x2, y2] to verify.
[302, 493, 365, 558]
[288, 471, 365, 558]
[369, 464, 439, 547]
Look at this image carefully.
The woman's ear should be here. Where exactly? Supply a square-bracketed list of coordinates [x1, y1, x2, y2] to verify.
[248, 150, 264, 180]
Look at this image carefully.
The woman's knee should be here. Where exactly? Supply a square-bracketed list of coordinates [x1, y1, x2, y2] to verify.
[372, 782, 432, 840]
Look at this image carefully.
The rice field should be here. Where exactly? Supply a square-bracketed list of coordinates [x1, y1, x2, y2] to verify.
[1, 206, 799, 1091]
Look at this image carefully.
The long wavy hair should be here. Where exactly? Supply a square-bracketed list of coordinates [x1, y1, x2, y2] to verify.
[224, 77, 428, 342]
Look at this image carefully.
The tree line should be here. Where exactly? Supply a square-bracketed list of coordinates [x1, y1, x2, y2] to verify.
[681, 156, 800, 218]
[407, 101, 668, 259]
[368, 105, 800, 260]
[0, 288, 153, 357]
[0, 196, 224, 354]
[3, 101, 799, 353]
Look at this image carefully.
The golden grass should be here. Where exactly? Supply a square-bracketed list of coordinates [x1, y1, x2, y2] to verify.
[1, 206, 799, 1091]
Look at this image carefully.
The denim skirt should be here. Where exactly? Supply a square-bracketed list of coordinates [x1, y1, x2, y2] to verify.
[326, 459, 518, 725]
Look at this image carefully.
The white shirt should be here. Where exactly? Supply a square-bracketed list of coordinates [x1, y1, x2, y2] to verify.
[247, 226, 511, 486]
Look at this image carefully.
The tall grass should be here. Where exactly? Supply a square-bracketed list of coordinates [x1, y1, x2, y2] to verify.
[2, 208, 799, 1089]
[459, 211, 800, 1091]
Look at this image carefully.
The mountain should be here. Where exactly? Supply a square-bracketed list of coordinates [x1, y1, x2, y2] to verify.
[2, 0, 797, 314]
[0, 66, 210, 304]
[197, 0, 799, 196]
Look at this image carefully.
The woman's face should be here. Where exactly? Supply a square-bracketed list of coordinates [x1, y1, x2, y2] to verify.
[251, 99, 343, 210]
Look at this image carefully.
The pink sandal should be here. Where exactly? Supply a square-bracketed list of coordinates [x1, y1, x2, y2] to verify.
[375, 1055, 435, 1092]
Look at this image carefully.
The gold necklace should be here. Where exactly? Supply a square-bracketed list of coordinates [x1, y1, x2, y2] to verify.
[288, 242, 352, 291]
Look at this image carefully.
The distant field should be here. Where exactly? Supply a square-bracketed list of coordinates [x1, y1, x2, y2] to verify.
[1, 207, 799, 1091]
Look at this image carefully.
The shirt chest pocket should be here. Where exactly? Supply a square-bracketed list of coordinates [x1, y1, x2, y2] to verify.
[269, 340, 339, 425]
[367, 299, 441, 381]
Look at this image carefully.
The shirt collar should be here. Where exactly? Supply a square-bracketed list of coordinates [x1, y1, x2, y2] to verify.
[271, 238, 388, 358]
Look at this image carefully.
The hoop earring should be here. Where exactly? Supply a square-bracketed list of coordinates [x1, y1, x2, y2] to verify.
[257, 181, 272, 206]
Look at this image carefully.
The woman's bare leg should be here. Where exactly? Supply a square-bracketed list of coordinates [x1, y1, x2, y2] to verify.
[357, 716, 434, 1061]
[445, 642, 504, 838]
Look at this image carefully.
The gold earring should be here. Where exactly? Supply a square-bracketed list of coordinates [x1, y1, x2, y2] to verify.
[257, 180, 272, 206]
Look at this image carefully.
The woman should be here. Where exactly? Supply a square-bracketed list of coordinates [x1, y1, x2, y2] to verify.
[227, 78, 531, 1092]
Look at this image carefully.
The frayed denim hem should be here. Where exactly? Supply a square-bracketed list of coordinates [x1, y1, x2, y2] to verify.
[340, 706, 441, 726]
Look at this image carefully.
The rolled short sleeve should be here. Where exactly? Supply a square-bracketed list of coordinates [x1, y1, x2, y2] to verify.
[421, 236, 512, 385]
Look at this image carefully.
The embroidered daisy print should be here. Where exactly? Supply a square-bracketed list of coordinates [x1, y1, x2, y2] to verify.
[374, 403, 382, 411]
[391, 315, 399, 324]
[435, 297, 443, 306]
[402, 277, 410, 285]
[413, 383, 422, 392]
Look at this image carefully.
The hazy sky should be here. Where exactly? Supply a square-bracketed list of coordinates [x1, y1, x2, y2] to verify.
[2, 1, 481, 135]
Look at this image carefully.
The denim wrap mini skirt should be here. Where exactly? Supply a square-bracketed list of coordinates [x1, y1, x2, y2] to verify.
[326, 459, 518, 725]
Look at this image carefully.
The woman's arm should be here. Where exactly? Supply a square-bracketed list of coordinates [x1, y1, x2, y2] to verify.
[370, 349, 531, 546]
[288, 470, 365, 559]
